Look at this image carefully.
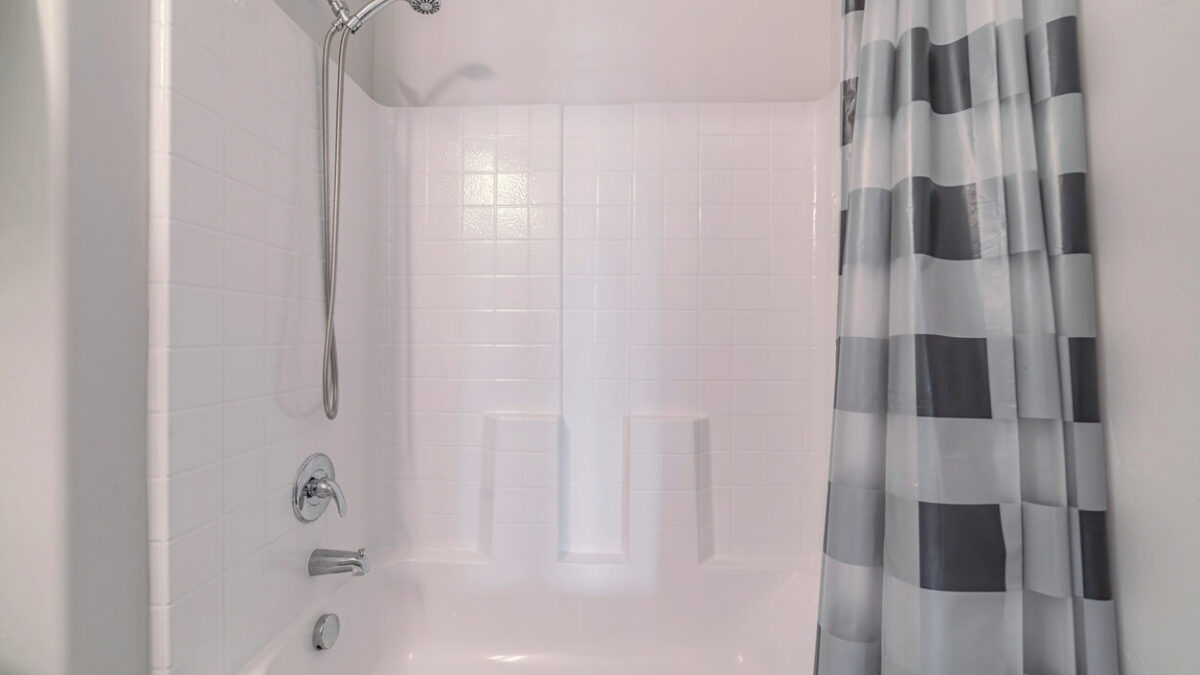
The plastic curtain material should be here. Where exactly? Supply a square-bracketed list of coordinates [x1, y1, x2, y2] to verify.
[814, 1, 1120, 673]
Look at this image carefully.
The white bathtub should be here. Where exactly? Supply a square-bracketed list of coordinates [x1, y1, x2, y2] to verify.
[242, 534, 820, 675]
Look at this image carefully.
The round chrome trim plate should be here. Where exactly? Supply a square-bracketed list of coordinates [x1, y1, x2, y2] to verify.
[313, 613, 340, 651]
[293, 453, 336, 523]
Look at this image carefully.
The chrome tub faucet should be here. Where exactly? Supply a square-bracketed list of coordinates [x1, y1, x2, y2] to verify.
[308, 548, 369, 577]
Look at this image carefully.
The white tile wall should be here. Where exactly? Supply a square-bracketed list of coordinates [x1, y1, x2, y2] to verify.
[384, 97, 838, 567]
[486, 414, 561, 529]
[387, 104, 562, 555]
[559, 104, 636, 556]
[148, 0, 388, 672]
[558, 101, 836, 563]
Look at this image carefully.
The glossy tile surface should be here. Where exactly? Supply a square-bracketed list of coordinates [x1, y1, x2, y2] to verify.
[148, 1, 389, 671]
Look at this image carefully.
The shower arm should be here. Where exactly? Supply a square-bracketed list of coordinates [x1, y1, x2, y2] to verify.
[327, 0, 401, 33]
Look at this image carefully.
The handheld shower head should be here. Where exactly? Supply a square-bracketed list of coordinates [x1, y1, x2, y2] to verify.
[409, 0, 440, 14]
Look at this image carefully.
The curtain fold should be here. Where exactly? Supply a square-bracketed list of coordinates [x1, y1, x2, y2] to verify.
[816, 1, 1119, 673]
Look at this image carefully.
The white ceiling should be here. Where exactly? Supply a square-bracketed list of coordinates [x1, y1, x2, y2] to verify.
[370, 0, 838, 106]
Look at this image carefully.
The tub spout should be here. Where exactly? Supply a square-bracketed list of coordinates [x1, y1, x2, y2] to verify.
[308, 548, 369, 577]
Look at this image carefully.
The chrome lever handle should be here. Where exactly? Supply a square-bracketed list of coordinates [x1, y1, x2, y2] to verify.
[293, 453, 348, 523]
[308, 477, 347, 517]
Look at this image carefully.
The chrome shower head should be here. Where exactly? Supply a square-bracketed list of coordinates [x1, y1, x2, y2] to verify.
[409, 0, 440, 14]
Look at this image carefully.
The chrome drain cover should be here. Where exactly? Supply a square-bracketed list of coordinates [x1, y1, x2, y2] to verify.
[313, 613, 340, 651]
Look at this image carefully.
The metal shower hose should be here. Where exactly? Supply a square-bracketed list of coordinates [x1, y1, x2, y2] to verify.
[320, 24, 350, 420]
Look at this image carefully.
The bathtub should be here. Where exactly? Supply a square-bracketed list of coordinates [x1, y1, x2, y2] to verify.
[242, 534, 820, 674]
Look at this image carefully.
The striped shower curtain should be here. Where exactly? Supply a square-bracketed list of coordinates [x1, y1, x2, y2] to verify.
[815, 1, 1119, 673]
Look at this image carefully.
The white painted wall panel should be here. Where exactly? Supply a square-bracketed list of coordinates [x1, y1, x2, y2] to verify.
[1079, 3, 1200, 673]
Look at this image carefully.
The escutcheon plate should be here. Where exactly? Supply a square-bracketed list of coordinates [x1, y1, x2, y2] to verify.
[293, 453, 336, 523]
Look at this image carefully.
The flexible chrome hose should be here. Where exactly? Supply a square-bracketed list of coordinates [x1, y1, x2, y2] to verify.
[320, 24, 350, 420]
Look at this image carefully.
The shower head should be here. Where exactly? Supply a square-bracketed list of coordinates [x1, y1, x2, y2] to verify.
[409, 0, 440, 14]
[331, 0, 440, 32]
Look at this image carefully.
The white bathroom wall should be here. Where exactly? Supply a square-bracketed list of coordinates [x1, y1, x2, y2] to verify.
[386, 96, 840, 568]
[558, 101, 839, 562]
[148, 1, 389, 672]
[386, 104, 564, 554]
[1078, 3, 1200, 673]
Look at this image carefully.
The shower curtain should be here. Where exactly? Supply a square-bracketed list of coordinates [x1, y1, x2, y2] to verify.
[816, 1, 1119, 673]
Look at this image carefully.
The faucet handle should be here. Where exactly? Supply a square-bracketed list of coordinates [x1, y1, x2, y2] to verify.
[309, 476, 347, 517]
[293, 453, 348, 523]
